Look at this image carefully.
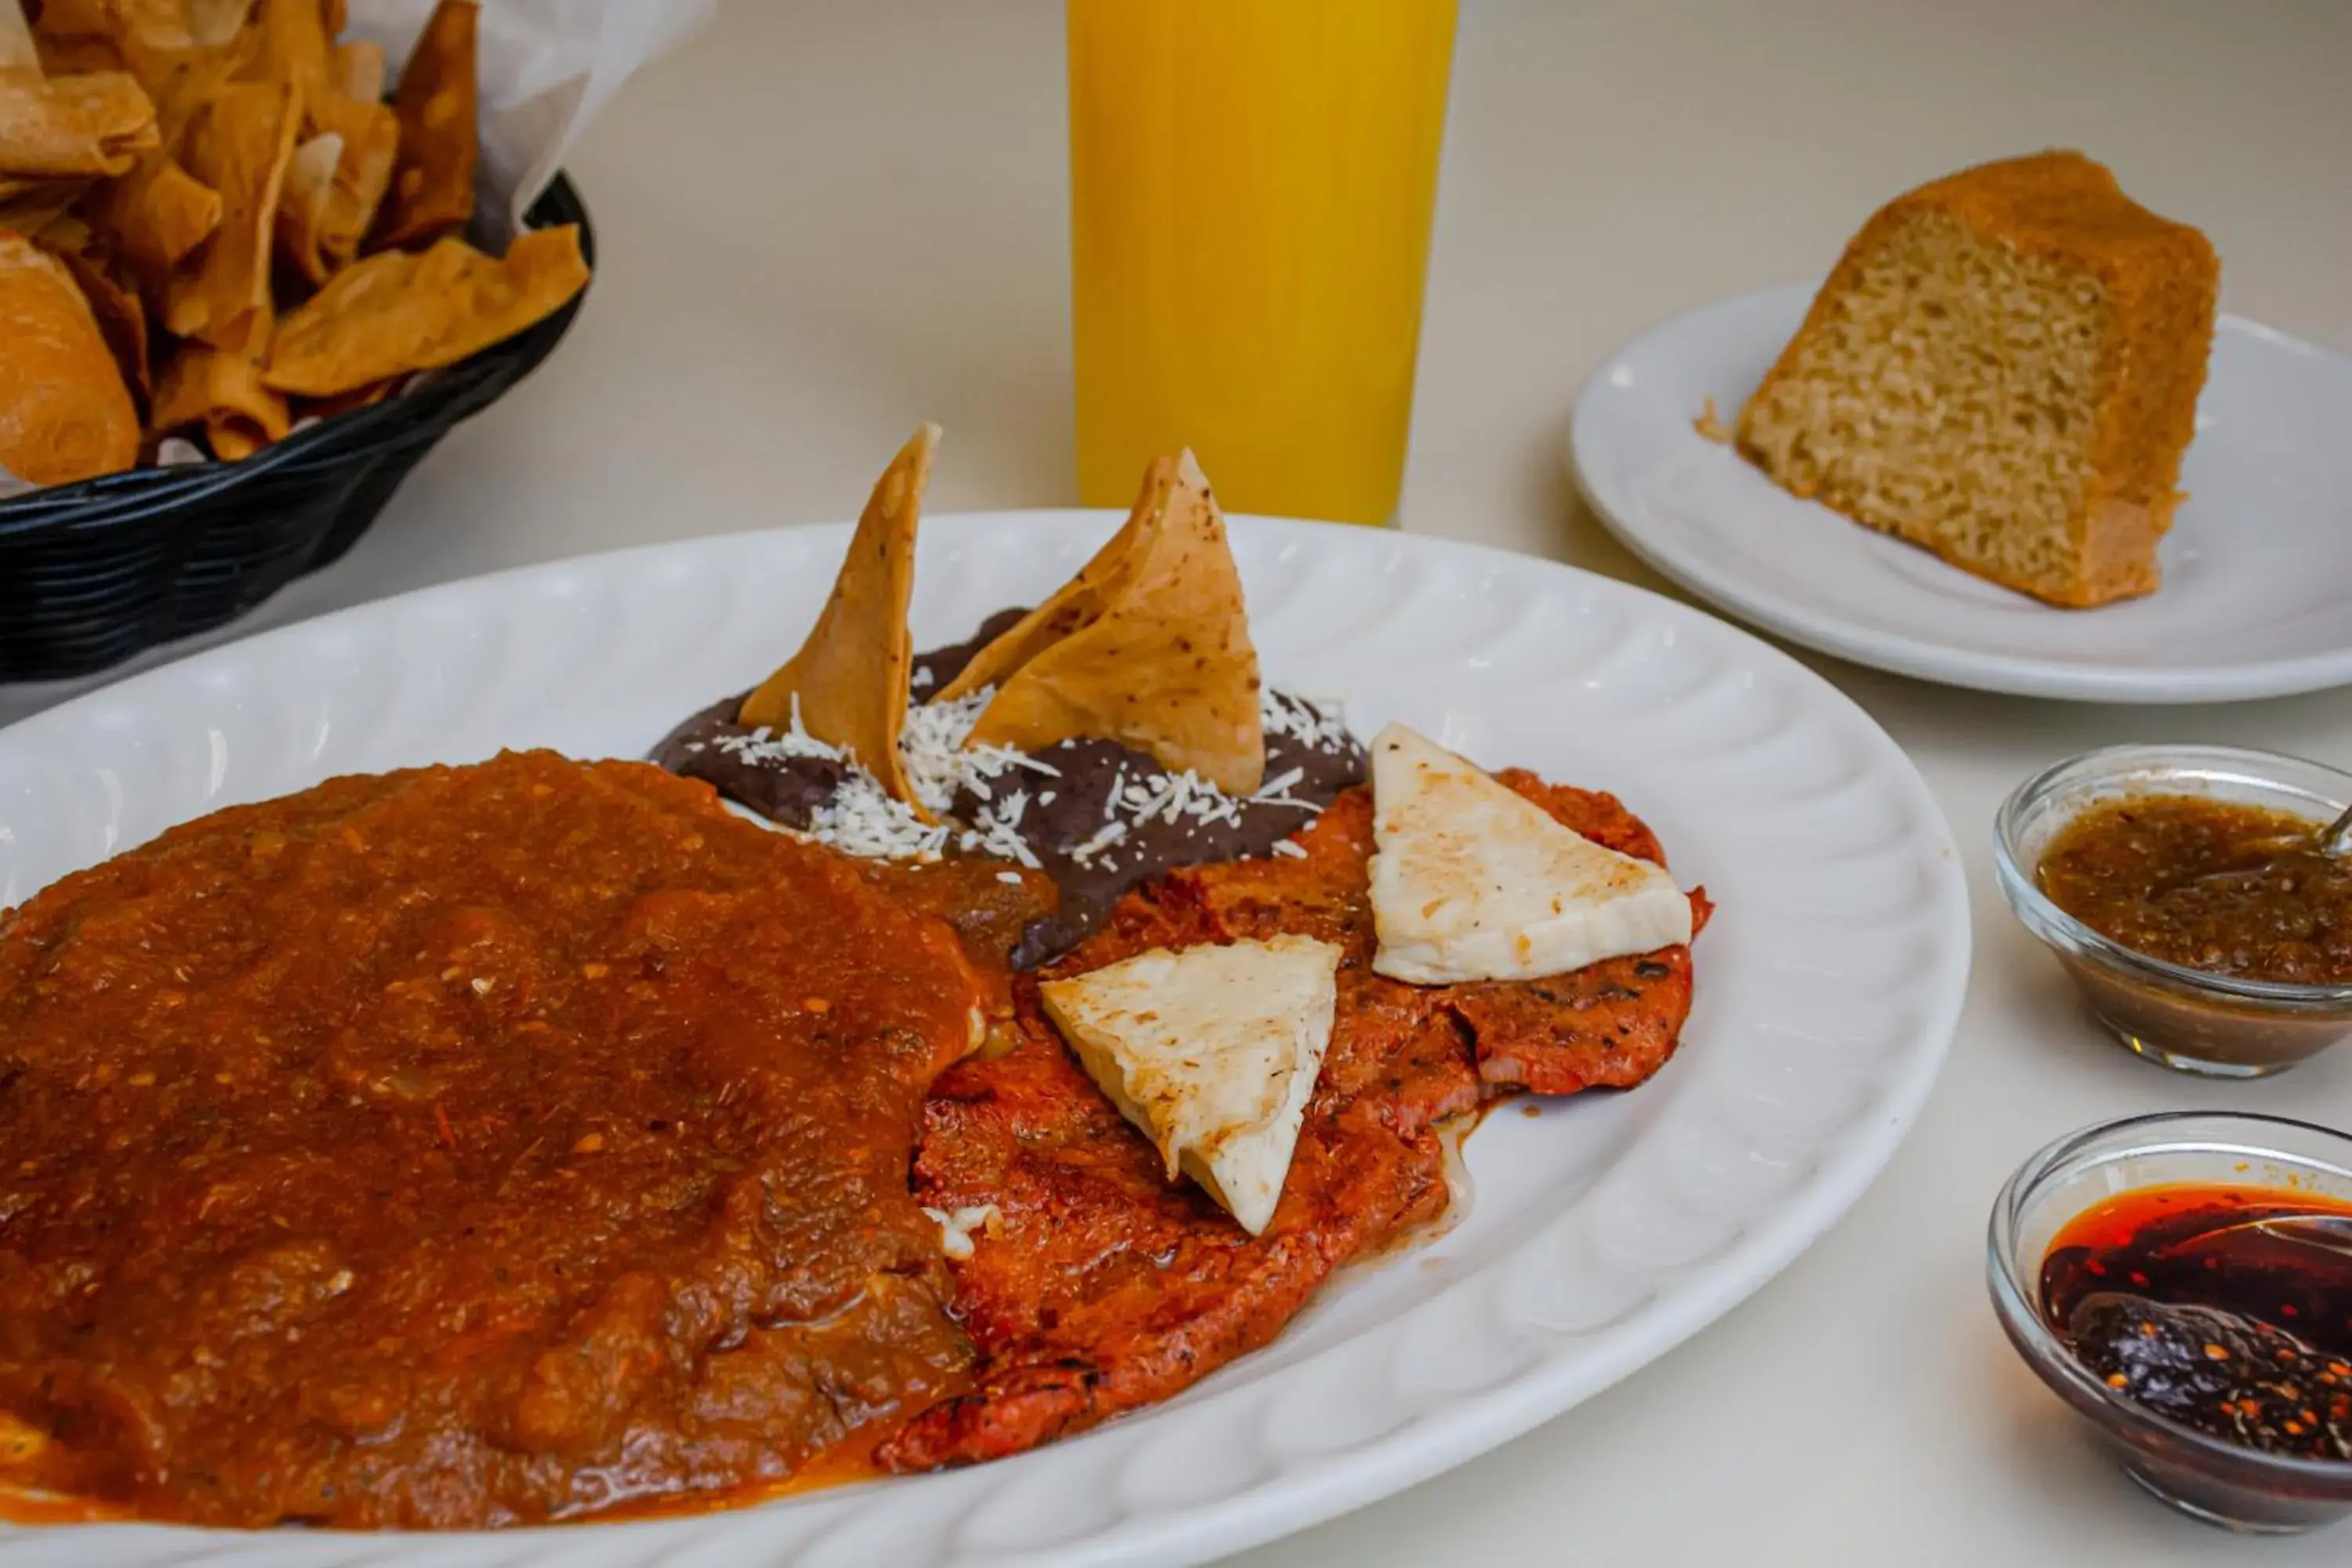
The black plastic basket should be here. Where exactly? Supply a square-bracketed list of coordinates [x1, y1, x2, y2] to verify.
[0, 174, 594, 683]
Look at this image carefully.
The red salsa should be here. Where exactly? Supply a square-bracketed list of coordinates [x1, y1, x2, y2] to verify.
[2041, 1183, 2352, 1462]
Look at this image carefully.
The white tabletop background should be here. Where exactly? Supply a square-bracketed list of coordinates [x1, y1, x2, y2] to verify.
[7, 2, 2351, 1563]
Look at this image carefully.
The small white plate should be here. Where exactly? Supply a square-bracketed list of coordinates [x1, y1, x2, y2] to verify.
[1570, 284, 2352, 702]
[0, 515, 1968, 1566]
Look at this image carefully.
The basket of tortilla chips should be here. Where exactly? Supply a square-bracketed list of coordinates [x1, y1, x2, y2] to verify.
[0, 0, 591, 681]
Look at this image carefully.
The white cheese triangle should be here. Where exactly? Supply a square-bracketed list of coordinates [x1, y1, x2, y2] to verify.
[1367, 723, 1692, 985]
[1038, 935, 1341, 1236]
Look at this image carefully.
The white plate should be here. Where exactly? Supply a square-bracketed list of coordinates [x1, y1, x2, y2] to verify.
[0, 515, 1968, 1567]
[1570, 284, 2352, 702]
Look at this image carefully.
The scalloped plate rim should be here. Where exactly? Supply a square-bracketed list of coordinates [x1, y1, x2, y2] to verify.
[0, 513, 1969, 1566]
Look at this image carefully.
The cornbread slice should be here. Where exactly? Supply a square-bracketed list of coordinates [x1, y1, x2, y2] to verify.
[1736, 151, 2218, 608]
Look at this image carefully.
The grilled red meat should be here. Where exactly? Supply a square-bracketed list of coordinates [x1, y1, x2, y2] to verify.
[880, 779, 1706, 1470]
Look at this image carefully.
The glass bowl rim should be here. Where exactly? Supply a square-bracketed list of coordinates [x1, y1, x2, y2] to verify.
[1992, 742, 2352, 1009]
[1987, 1108, 2352, 1489]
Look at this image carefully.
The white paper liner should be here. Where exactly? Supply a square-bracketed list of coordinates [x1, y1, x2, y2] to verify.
[347, 0, 715, 241]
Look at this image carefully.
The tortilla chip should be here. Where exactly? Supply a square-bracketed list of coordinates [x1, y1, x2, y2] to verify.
[261, 224, 588, 395]
[299, 376, 393, 421]
[29, 0, 194, 87]
[152, 338, 290, 459]
[34, 211, 93, 252]
[0, 2, 38, 73]
[935, 457, 1172, 703]
[52, 0, 198, 53]
[965, 450, 1265, 793]
[204, 419, 268, 460]
[85, 151, 220, 283]
[0, 71, 159, 180]
[147, 24, 256, 139]
[274, 126, 339, 283]
[0, 230, 140, 484]
[50, 239, 151, 405]
[737, 425, 938, 810]
[371, 0, 475, 250]
[308, 90, 395, 267]
[24, 38, 117, 78]
[163, 77, 299, 350]
[247, 0, 328, 96]
[0, 175, 91, 235]
[330, 38, 385, 103]
[187, 0, 260, 50]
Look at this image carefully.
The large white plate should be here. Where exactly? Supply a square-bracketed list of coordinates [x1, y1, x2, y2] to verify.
[1571, 284, 2352, 702]
[0, 515, 1968, 1567]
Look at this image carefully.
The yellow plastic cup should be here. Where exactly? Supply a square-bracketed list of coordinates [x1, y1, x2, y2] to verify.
[1068, 0, 1458, 527]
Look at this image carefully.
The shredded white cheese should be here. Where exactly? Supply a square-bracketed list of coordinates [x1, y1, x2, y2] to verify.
[1261, 688, 1352, 753]
[1069, 819, 1129, 866]
[808, 770, 953, 861]
[752, 684, 1056, 863]
[710, 693, 848, 769]
[898, 688, 991, 814]
[960, 790, 1044, 868]
[738, 685, 1352, 868]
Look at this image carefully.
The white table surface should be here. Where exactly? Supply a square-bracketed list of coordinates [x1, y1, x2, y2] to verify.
[9, 2, 2352, 1563]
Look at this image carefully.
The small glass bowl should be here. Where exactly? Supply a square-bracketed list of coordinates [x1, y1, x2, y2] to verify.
[1994, 743, 2352, 1077]
[1988, 1111, 2352, 1534]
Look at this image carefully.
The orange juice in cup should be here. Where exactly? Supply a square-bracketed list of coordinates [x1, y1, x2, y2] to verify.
[1068, 0, 1458, 527]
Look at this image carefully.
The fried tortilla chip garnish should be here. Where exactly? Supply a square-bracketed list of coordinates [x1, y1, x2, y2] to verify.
[933, 457, 1170, 704]
[966, 450, 1265, 794]
[164, 77, 299, 350]
[260, 224, 588, 395]
[152, 338, 290, 459]
[0, 230, 140, 484]
[737, 425, 939, 811]
[371, 0, 475, 251]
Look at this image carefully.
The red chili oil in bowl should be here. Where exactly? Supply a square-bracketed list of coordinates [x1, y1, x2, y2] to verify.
[1988, 1112, 2352, 1533]
[2040, 1184, 2352, 1463]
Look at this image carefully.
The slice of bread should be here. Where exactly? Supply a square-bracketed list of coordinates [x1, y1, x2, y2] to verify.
[1736, 151, 2218, 608]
